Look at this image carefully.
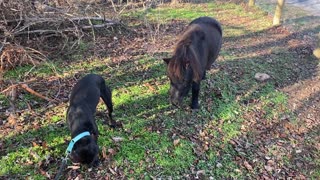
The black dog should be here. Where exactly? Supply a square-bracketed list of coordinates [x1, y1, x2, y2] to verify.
[66, 74, 116, 165]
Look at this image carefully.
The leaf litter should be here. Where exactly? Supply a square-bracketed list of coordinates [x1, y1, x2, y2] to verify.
[1, 1, 319, 179]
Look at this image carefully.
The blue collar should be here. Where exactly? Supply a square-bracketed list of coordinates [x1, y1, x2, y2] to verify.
[66, 131, 90, 155]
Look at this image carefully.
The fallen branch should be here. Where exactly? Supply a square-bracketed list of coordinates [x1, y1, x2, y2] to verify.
[70, 17, 114, 22]
[12, 22, 119, 36]
[20, 84, 56, 102]
[1, 79, 57, 103]
[80, 22, 118, 29]
[0, 38, 6, 55]
[1, 79, 37, 93]
[2, 17, 115, 25]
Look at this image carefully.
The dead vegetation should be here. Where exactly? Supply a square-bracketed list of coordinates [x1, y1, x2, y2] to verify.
[0, 1, 319, 179]
[0, 0, 124, 74]
[0, 0, 127, 115]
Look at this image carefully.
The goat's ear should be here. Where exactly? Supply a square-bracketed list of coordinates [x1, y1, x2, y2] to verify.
[163, 58, 171, 64]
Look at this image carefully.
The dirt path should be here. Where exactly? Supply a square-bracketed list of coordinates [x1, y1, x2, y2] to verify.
[257, 0, 320, 16]
[253, 1, 320, 178]
[256, 0, 320, 32]
[286, 0, 320, 16]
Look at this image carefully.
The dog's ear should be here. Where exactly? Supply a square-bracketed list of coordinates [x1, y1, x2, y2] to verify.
[163, 57, 171, 64]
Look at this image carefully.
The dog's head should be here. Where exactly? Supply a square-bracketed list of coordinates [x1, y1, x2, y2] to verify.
[69, 135, 99, 165]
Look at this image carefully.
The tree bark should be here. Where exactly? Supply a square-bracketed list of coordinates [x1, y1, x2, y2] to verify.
[313, 33, 320, 59]
[171, 0, 180, 5]
[248, 0, 255, 7]
[273, 0, 286, 26]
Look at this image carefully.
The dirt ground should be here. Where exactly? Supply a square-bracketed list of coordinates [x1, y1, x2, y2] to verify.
[0, 1, 319, 179]
[258, 0, 320, 149]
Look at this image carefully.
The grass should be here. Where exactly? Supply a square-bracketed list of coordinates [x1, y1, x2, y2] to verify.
[1, 1, 319, 179]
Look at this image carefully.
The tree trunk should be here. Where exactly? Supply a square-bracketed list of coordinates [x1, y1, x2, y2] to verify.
[273, 0, 286, 26]
[171, 0, 179, 5]
[248, 0, 255, 7]
[313, 33, 320, 59]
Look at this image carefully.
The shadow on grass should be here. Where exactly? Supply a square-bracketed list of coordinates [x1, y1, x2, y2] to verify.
[1, 8, 320, 178]
[0, 123, 69, 177]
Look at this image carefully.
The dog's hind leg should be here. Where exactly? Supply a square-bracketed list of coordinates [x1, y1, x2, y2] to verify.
[99, 81, 116, 128]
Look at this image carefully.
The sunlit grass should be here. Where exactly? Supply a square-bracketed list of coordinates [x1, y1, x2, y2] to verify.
[0, 1, 301, 179]
[123, 2, 272, 37]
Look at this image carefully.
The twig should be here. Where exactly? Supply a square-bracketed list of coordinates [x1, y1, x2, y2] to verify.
[1, 79, 58, 103]
[20, 84, 56, 102]
[118, 4, 129, 15]
[11, 22, 118, 36]
[13, 29, 67, 36]
[109, 0, 118, 13]
[1, 78, 37, 93]
[70, 17, 114, 22]
[23, 65, 36, 78]
[54, 78, 62, 99]
[0, 38, 6, 54]
[85, 9, 96, 44]
[80, 22, 118, 29]
[2, 17, 114, 24]
[25, 47, 47, 60]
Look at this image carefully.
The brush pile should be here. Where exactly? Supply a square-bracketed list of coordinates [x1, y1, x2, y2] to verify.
[0, 0, 119, 72]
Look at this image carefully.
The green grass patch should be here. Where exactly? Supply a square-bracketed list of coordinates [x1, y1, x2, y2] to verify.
[1, 1, 315, 179]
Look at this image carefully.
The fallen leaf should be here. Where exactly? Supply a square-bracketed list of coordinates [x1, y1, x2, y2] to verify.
[173, 139, 180, 146]
[262, 174, 272, 180]
[203, 144, 209, 151]
[39, 168, 51, 179]
[196, 170, 205, 178]
[199, 130, 206, 137]
[7, 114, 17, 126]
[108, 148, 116, 156]
[42, 141, 48, 149]
[102, 147, 107, 159]
[112, 137, 124, 142]
[29, 150, 40, 160]
[264, 165, 273, 172]
[68, 165, 80, 170]
[244, 161, 253, 171]
[193, 146, 204, 156]
[145, 82, 155, 92]
[216, 162, 223, 168]
[32, 141, 38, 147]
[265, 156, 271, 160]
[267, 160, 275, 166]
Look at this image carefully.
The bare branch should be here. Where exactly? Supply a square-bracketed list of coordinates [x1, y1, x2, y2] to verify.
[1, 81, 57, 102]
[1, 17, 115, 24]
[0, 38, 6, 54]
[20, 83, 57, 102]
[11, 22, 119, 36]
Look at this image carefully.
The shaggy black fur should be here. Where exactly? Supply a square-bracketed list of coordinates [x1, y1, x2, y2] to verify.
[66, 74, 115, 165]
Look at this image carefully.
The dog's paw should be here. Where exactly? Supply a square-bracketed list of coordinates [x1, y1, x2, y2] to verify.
[91, 159, 100, 167]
